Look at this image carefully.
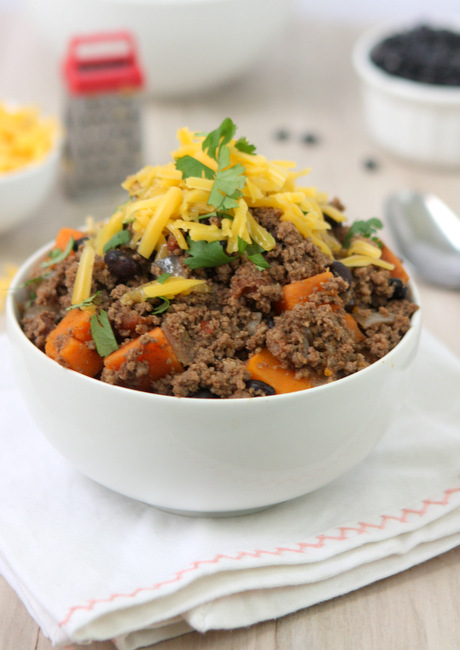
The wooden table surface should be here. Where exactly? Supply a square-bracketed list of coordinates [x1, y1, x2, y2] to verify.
[1, 7, 459, 650]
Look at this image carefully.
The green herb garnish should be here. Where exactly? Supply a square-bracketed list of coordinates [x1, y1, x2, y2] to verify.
[90, 310, 119, 357]
[19, 272, 52, 288]
[344, 218, 383, 248]
[176, 118, 249, 212]
[103, 229, 131, 254]
[208, 146, 246, 210]
[234, 136, 256, 155]
[237, 237, 270, 271]
[197, 211, 233, 221]
[175, 119, 261, 269]
[202, 117, 236, 159]
[66, 291, 102, 311]
[41, 237, 74, 268]
[157, 272, 172, 284]
[152, 297, 171, 314]
[175, 156, 214, 180]
[26, 291, 36, 308]
[184, 239, 237, 269]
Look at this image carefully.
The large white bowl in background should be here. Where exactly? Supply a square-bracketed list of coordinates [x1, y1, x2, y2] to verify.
[0, 137, 61, 235]
[24, 0, 296, 98]
[6, 240, 422, 516]
[352, 19, 460, 167]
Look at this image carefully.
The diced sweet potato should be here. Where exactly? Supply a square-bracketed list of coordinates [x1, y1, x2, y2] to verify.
[380, 245, 410, 283]
[54, 227, 86, 252]
[276, 271, 334, 312]
[103, 327, 183, 382]
[45, 309, 103, 377]
[247, 349, 313, 394]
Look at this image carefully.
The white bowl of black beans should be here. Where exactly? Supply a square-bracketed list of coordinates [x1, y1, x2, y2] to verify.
[352, 19, 460, 167]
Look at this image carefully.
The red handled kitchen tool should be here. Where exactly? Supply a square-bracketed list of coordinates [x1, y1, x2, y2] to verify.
[62, 31, 144, 195]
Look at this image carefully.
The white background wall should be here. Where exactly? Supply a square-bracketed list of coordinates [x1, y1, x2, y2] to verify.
[297, 0, 459, 22]
[1, 0, 460, 20]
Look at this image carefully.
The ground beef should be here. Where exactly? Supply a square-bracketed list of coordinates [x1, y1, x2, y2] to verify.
[266, 302, 368, 380]
[19, 206, 418, 398]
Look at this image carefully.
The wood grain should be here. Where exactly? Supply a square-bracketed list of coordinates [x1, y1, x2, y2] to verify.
[1, 8, 459, 650]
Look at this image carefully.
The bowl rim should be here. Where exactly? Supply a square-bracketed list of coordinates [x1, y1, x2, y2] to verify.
[6, 239, 422, 405]
[352, 17, 460, 106]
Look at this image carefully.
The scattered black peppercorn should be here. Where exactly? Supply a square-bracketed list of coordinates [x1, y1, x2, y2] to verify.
[274, 129, 290, 141]
[301, 132, 320, 146]
[363, 158, 380, 171]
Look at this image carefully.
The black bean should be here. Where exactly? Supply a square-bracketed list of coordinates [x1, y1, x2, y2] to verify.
[73, 236, 88, 250]
[246, 379, 276, 396]
[104, 249, 141, 279]
[329, 260, 353, 286]
[265, 317, 275, 329]
[190, 388, 220, 399]
[370, 25, 460, 86]
[389, 277, 408, 300]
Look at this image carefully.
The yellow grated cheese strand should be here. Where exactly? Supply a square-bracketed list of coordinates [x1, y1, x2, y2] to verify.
[341, 255, 394, 270]
[165, 222, 188, 249]
[227, 199, 252, 253]
[185, 177, 213, 192]
[120, 276, 207, 305]
[137, 186, 183, 259]
[174, 220, 224, 242]
[347, 239, 382, 259]
[71, 243, 95, 305]
[321, 203, 347, 223]
[94, 209, 126, 255]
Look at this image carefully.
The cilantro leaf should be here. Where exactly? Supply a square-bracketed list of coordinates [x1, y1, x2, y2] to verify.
[247, 253, 270, 271]
[152, 297, 170, 314]
[157, 272, 172, 284]
[103, 229, 131, 254]
[344, 218, 383, 248]
[19, 272, 52, 288]
[66, 291, 102, 311]
[237, 237, 270, 270]
[197, 210, 232, 221]
[202, 118, 237, 160]
[175, 155, 215, 180]
[184, 239, 237, 269]
[208, 161, 246, 210]
[234, 136, 256, 155]
[41, 238, 74, 268]
[90, 310, 119, 357]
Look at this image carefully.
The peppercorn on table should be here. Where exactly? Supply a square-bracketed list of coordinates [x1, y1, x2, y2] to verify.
[1, 8, 460, 650]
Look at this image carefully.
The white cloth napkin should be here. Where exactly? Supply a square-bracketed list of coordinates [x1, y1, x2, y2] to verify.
[1, 329, 460, 649]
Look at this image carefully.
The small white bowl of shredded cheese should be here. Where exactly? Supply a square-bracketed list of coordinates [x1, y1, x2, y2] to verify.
[0, 102, 61, 235]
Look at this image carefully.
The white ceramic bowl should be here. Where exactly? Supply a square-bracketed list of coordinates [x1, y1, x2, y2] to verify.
[0, 136, 61, 236]
[352, 19, 460, 167]
[25, 0, 295, 98]
[6, 241, 421, 516]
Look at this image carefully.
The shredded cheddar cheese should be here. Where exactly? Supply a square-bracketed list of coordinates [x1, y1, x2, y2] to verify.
[71, 242, 95, 306]
[69, 123, 394, 306]
[120, 276, 208, 306]
[0, 103, 57, 174]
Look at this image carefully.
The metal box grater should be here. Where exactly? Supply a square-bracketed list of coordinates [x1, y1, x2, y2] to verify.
[62, 31, 144, 196]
